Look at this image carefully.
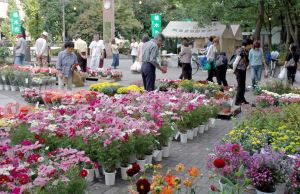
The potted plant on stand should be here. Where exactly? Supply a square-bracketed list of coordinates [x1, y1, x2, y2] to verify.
[99, 141, 120, 186]
[119, 136, 135, 180]
[134, 135, 154, 171]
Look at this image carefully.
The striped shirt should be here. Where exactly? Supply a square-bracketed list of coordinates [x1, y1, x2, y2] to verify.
[142, 39, 160, 68]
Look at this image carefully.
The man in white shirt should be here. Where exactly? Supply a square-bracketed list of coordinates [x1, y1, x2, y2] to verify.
[74, 34, 88, 72]
[130, 38, 139, 63]
[35, 31, 49, 67]
[89, 34, 105, 71]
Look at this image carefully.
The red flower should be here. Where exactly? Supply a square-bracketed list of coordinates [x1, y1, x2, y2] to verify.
[136, 178, 150, 194]
[231, 144, 241, 155]
[122, 133, 129, 142]
[34, 134, 41, 140]
[27, 154, 40, 164]
[20, 140, 33, 146]
[48, 150, 58, 157]
[127, 163, 140, 177]
[38, 138, 46, 144]
[0, 174, 10, 184]
[79, 169, 88, 178]
[16, 173, 29, 185]
[210, 185, 217, 191]
[17, 152, 24, 160]
[213, 158, 226, 168]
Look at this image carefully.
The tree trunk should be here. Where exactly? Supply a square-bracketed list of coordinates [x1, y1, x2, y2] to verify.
[253, 0, 265, 41]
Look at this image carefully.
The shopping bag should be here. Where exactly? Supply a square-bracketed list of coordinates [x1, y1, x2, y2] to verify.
[295, 71, 300, 83]
[278, 67, 287, 80]
[72, 71, 84, 87]
[203, 62, 211, 71]
[130, 61, 142, 73]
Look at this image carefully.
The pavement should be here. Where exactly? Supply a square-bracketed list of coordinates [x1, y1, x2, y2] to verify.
[0, 59, 275, 194]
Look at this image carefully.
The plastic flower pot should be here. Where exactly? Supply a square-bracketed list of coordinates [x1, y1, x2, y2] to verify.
[187, 130, 193, 140]
[145, 154, 153, 165]
[199, 125, 205, 134]
[19, 86, 24, 92]
[162, 145, 170, 158]
[209, 118, 216, 128]
[276, 183, 286, 193]
[85, 169, 95, 183]
[104, 171, 116, 186]
[129, 154, 136, 164]
[0, 85, 4, 90]
[94, 168, 100, 178]
[255, 189, 276, 194]
[4, 85, 10, 91]
[11, 86, 18, 92]
[153, 150, 163, 162]
[180, 133, 188, 144]
[193, 127, 198, 137]
[137, 159, 146, 172]
[120, 166, 129, 180]
[205, 123, 209, 131]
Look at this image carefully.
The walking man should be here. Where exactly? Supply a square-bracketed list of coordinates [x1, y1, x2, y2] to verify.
[89, 34, 105, 71]
[35, 31, 49, 67]
[141, 33, 167, 91]
[74, 34, 88, 72]
[14, 34, 27, 66]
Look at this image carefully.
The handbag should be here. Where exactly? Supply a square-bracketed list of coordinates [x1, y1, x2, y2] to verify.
[286, 57, 296, 67]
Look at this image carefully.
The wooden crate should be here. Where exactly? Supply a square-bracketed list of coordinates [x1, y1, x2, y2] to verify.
[218, 105, 241, 120]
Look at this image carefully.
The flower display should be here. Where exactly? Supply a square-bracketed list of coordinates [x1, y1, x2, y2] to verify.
[136, 178, 151, 194]
[213, 158, 226, 169]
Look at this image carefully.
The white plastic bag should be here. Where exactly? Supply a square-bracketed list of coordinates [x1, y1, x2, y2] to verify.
[295, 71, 300, 83]
[130, 61, 142, 73]
[278, 67, 287, 80]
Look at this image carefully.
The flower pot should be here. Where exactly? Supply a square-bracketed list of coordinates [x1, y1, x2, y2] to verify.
[129, 154, 136, 164]
[199, 125, 205, 134]
[193, 127, 198, 137]
[187, 130, 193, 140]
[11, 86, 18, 92]
[104, 171, 116, 186]
[85, 169, 95, 183]
[153, 150, 163, 162]
[145, 154, 153, 165]
[205, 123, 209, 131]
[209, 118, 216, 128]
[19, 86, 24, 92]
[137, 159, 146, 172]
[120, 166, 129, 180]
[94, 168, 100, 178]
[4, 85, 10, 91]
[0, 85, 4, 90]
[276, 183, 286, 193]
[162, 145, 170, 158]
[180, 133, 188, 144]
[255, 189, 276, 194]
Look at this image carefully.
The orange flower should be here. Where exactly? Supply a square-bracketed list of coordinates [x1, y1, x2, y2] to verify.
[175, 163, 185, 173]
[188, 166, 199, 177]
[162, 186, 174, 194]
[183, 178, 193, 187]
[164, 175, 176, 187]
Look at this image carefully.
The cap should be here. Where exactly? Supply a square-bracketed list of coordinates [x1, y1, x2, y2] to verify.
[41, 31, 48, 37]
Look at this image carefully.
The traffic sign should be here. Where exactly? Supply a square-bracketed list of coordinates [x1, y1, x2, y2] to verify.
[151, 13, 162, 38]
[9, 11, 21, 35]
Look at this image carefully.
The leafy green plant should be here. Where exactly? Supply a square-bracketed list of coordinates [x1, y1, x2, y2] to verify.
[98, 141, 120, 173]
[119, 137, 135, 167]
[134, 134, 154, 160]
[0, 46, 10, 62]
[156, 124, 173, 147]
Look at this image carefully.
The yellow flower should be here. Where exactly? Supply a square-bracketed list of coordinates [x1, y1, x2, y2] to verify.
[183, 178, 193, 187]
[175, 163, 185, 173]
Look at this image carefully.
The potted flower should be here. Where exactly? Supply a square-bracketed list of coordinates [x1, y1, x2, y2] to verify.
[83, 162, 95, 183]
[119, 135, 135, 180]
[176, 117, 188, 143]
[246, 149, 285, 194]
[288, 158, 300, 194]
[98, 141, 120, 186]
[156, 124, 173, 158]
[134, 135, 154, 171]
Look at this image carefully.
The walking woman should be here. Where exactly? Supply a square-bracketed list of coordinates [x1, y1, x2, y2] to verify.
[206, 38, 219, 82]
[285, 43, 299, 85]
[179, 38, 192, 80]
[111, 39, 119, 69]
[249, 41, 267, 89]
[233, 38, 253, 105]
[215, 52, 228, 88]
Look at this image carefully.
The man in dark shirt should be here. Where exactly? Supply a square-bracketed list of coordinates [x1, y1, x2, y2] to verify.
[141, 33, 167, 91]
[285, 43, 300, 85]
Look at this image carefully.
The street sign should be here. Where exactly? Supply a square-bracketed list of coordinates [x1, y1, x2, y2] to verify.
[9, 11, 21, 35]
[151, 13, 161, 38]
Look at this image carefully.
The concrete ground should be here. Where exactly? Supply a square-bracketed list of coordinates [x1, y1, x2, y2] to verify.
[0, 59, 281, 194]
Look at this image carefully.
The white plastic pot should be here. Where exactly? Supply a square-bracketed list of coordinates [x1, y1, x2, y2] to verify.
[4, 85, 10, 91]
[104, 171, 116, 186]
[145, 154, 153, 165]
[85, 169, 95, 183]
[205, 123, 209, 131]
[162, 146, 170, 158]
[11, 86, 18, 92]
[137, 159, 146, 172]
[193, 127, 198, 137]
[209, 118, 216, 128]
[180, 133, 188, 144]
[187, 130, 193, 140]
[255, 189, 276, 194]
[153, 150, 162, 162]
[121, 166, 129, 180]
[0, 85, 4, 90]
[199, 125, 205, 134]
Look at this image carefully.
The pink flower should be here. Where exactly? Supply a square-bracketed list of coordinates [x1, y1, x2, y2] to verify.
[104, 139, 111, 147]
[20, 140, 33, 146]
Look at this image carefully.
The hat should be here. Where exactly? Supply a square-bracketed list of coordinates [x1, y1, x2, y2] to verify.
[41, 31, 48, 37]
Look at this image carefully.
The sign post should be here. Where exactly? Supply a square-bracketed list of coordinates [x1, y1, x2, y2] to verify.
[9, 11, 21, 35]
[151, 13, 162, 38]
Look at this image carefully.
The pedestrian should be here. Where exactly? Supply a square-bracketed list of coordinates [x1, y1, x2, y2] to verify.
[111, 38, 119, 69]
[179, 38, 192, 80]
[89, 34, 105, 71]
[249, 41, 267, 89]
[233, 38, 253, 105]
[141, 33, 167, 91]
[206, 36, 214, 52]
[285, 43, 299, 85]
[35, 31, 49, 67]
[130, 37, 139, 63]
[14, 34, 27, 66]
[74, 34, 88, 72]
[137, 35, 150, 63]
[99, 36, 106, 68]
[215, 52, 228, 88]
[56, 41, 78, 91]
[206, 38, 219, 82]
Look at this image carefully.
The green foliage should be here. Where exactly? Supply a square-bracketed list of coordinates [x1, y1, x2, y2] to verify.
[98, 141, 120, 173]
[134, 134, 154, 159]
[0, 46, 10, 61]
[156, 124, 173, 147]
[119, 137, 135, 166]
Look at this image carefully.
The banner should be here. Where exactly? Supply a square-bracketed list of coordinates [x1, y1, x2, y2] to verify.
[151, 13, 161, 38]
[10, 11, 21, 35]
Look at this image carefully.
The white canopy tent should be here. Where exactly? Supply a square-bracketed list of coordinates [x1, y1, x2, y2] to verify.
[162, 21, 239, 56]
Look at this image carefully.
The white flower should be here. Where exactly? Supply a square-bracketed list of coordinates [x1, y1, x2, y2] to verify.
[47, 114, 55, 120]
[45, 146, 49, 151]
[85, 113, 92, 119]
[48, 124, 56, 132]
[52, 180, 59, 186]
